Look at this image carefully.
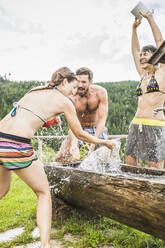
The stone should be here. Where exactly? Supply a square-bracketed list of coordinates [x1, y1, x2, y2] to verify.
[0, 227, 24, 242]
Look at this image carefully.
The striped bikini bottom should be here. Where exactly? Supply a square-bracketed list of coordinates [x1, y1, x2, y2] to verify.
[0, 132, 38, 170]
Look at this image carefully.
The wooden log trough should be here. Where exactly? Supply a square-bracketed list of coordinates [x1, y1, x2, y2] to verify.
[44, 162, 165, 241]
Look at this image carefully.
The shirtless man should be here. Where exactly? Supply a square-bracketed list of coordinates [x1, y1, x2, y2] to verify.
[55, 67, 108, 162]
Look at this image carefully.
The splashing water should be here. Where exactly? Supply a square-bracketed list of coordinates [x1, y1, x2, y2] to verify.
[107, 139, 121, 174]
[79, 139, 121, 174]
[35, 115, 66, 164]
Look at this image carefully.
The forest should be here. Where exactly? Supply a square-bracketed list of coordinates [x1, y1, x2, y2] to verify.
[0, 77, 138, 136]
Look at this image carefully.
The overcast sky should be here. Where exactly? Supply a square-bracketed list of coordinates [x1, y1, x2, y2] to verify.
[0, 0, 165, 83]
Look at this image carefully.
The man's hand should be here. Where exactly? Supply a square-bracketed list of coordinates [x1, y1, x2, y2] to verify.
[70, 144, 80, 160]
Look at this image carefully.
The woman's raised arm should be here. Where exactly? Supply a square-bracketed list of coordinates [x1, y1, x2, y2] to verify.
[132, 18, 143, 76]
[141, 10, 163, 48]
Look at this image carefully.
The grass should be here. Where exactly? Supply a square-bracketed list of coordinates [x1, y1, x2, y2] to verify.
[0, 174, 37, 248]
[0, 175, 165, 248]
[0, 145, 165, 247]
[52, 215, 165, 248]
[41, 144, 57, 164]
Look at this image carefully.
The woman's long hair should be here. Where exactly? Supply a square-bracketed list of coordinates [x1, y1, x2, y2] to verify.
[29, 67, 76, 93]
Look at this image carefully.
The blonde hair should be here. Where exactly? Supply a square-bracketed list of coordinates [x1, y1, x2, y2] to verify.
[29, 67, 76, 93]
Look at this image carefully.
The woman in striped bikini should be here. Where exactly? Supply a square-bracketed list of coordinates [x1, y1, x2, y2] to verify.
[0, 67, 115, 248]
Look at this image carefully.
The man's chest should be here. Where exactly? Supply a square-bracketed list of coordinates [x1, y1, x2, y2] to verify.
[74, 96, 99, 113]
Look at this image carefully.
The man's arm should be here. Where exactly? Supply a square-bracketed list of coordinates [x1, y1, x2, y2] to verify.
[94, 86, 108, 138]
[67, 94, 81, 159]
[89, 86, 108, 153]
[68, 129, 80, 160]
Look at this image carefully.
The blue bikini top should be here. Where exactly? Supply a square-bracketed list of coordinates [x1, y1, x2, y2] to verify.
[10, 87, 60, 122]
[11, 102, 47, 123]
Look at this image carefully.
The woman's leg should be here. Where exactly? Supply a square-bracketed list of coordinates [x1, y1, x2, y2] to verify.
[125, 155, 138, 166]
[148, 160, 164, 169]
[0, 166, 11, 199]
[15, 160, 52, 248]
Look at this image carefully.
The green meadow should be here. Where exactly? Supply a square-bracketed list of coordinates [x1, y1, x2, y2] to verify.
[0, 169, 165, 248]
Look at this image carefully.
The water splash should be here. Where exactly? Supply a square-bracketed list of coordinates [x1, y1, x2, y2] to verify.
[35, 116, 66, 164]
[79, 139, 121, 174]
[107, 139, 121, 174]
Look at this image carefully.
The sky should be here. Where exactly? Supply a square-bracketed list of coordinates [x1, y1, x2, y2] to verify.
[0, 0, 165, 83]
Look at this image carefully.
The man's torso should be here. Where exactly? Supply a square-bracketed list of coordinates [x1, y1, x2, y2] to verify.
[72, 86, 100, 127]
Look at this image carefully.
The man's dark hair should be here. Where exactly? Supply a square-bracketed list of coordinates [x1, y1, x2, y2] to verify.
[76, 67, 93, 81]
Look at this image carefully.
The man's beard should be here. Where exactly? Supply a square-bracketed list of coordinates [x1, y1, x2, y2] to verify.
[77, 87, 89, 97]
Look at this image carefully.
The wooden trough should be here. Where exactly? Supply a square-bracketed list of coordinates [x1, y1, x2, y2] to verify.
[44, 162, 165, 241]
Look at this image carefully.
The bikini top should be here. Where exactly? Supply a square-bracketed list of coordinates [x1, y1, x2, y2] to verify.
[11, 102, 47, 124]
[136, 72, 165, 96]
[10, 86, 60, 123]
